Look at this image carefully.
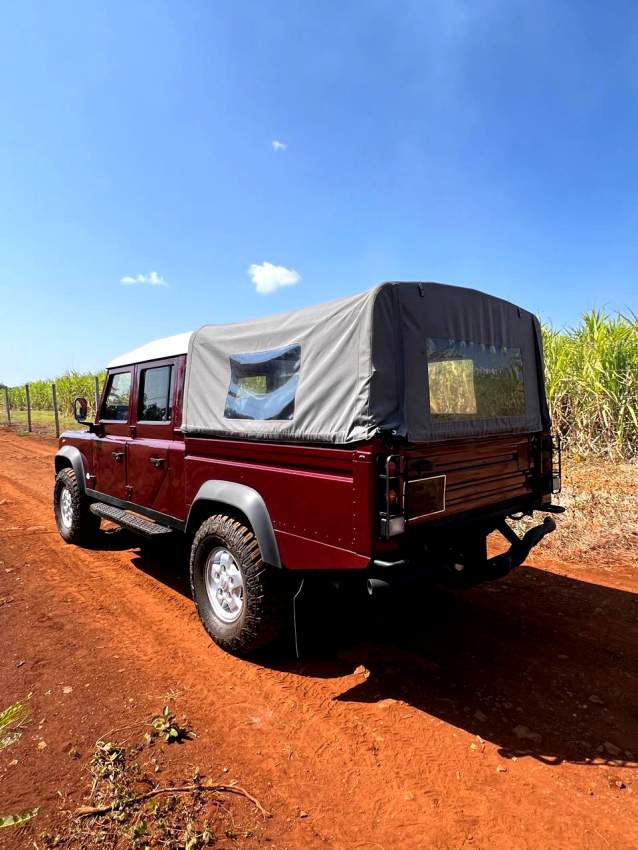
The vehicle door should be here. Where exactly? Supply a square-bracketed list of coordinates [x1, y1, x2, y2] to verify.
[126, 359, 177, 513]
[93, 368, 132, 499]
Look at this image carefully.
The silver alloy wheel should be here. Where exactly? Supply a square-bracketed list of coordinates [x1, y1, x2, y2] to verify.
[204, 547, 244, 624]
[59, 486, 74, 529]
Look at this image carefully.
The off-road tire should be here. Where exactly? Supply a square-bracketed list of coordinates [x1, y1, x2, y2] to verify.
[53, 468, 101, 545]
[189, 514, 289, 656]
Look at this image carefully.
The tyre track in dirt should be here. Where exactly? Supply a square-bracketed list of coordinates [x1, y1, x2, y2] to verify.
[1, 430, 638, 849]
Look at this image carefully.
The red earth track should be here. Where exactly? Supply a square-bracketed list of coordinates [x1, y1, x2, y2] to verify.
[0, 428, 637, 849]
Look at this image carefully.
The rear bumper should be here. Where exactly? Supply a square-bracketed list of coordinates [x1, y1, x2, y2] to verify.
[372, 515, 557, 587]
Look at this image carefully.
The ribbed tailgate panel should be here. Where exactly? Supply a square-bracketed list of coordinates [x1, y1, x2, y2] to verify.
[405, 435, 533, 522]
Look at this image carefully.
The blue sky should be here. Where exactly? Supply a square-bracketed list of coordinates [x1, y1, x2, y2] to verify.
[1, 1, 637, 384]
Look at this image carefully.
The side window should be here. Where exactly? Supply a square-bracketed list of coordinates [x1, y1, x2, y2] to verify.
[224, 344, 301, 421]
[137, 365, 173, 422]
[101, 372, 132, 421]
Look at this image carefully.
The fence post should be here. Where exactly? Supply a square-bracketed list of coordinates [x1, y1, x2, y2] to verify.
[52, 382, 60, 438]
[25, 384, 32, 432]
[4, 386, 10, 426]
[94, 375, 100, 416]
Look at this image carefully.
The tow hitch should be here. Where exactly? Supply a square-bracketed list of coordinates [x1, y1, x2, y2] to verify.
[482, 515, 557, 580]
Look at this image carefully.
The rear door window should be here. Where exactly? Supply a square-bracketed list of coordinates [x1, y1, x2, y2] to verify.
[137, 365, 173, 422]
[426, 338, 525, 420]
[101, 371, 132, 421]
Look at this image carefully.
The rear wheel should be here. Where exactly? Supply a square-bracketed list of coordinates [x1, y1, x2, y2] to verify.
[53, 468, 100, 545]
[189, 515, 289, 656]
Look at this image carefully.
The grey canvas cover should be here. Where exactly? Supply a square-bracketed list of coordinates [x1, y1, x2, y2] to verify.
[182, 282, 550, 444]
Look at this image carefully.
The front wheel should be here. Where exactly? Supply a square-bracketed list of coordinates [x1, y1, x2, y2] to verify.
[53, 468, 101, 545]
[189, 515, 289, 656]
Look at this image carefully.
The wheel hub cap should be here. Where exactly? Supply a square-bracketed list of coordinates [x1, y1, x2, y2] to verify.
[205, 547, 244, 624]
[60, 487, 73, 529]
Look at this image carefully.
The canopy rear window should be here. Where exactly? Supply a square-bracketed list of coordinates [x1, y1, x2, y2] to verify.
[426, 337, 525, 421]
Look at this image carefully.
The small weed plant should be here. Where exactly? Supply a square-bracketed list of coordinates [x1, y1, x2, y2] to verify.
[37, 705, 265, 849]
[0, 697, 40, 831]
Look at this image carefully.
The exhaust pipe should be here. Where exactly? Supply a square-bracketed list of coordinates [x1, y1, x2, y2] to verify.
[367, 577, 396, 595]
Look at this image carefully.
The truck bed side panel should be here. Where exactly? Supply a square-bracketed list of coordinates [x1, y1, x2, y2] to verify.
[184, 437, 375, 569]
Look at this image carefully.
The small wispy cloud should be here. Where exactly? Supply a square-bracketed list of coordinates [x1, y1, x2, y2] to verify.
[120, 271, 168, 287]
[248, 261, 300, 295]
[271, 140, 287, 152]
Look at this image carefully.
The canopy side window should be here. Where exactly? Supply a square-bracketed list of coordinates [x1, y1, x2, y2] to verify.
[224, 344, 301, 421]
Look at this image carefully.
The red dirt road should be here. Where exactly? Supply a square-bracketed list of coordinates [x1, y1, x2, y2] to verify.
[1, 429, 637, 849]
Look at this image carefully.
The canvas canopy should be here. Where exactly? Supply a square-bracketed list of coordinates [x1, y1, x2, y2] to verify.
[182, 282, 550, 444]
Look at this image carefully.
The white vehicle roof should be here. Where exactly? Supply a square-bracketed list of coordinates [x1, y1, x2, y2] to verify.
[107, 331, 192, 368]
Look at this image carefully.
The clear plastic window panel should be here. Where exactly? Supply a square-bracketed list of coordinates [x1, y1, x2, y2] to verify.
[224, 344, 301, 421]
[426, 338, 525, 420]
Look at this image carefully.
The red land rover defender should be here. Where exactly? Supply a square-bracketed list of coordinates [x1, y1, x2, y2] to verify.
[53, 282, 562, 656]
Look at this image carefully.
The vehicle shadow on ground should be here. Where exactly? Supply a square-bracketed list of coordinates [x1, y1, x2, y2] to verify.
[90, 527, 193, 597]
[289, 566, 638, 770]
[105, 525, 638, 771]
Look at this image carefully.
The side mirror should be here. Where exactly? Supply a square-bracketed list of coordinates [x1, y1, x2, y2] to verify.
[74, 396, 89, 423]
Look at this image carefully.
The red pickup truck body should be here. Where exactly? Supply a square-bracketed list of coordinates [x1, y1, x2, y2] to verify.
[54, 282, 561, 655]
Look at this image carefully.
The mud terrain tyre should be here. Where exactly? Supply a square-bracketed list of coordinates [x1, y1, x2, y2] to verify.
[190, 515, 288, 656]
[53, 468, 100, 545]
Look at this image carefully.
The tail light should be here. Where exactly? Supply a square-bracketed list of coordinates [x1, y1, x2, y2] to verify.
[540, 433, 562, 494]
[551, 434, 562, 493]
[379, 454, 405, 538]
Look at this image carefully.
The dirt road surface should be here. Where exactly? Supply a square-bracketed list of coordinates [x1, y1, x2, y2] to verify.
[1, 429, 637, 849]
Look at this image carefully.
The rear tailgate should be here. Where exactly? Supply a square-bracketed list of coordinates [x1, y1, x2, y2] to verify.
[402, 434, 536, 524]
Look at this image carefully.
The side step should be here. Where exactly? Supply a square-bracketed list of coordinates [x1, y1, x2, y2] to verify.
[90, 503, 172, 537]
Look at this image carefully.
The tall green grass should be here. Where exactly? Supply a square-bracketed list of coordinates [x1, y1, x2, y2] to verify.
[543, 311, 638, 459]
[4, 371, 105, 418]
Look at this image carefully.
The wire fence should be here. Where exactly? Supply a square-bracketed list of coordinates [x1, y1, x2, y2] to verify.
[0, 375, 104, 438]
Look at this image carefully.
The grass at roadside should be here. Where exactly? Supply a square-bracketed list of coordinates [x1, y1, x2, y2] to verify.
[1, 409, 82, 436]
[533, 459, 638, 566]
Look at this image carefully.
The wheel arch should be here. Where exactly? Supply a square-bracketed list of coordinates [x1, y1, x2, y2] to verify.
[186, 481, 282, 569]
[55, 446, 87, 492]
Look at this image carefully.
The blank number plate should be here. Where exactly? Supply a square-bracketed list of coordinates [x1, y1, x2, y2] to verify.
[405, 475, 446, 520]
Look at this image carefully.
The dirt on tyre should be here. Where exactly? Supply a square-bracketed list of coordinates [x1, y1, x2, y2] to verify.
[53, 468, 101, 545]
[190, 515, 289, 656]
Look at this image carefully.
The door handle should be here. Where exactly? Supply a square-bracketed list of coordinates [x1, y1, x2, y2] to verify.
[149, 457, 165, 468]
[111, 451, 125, 462]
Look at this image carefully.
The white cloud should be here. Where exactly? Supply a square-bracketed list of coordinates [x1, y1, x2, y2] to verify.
[120, 271, 168, 287]
[248, 261, 300, 295]
[271, 140, 287, 152]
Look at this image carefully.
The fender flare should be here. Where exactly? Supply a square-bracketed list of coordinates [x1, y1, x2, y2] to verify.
[54, 445, 88, 492]
[187, 481, 282, 569]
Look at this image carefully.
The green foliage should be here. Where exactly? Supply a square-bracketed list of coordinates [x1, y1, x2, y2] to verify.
[5, 370, 105, 418]
[0, 698, 28, 749]
[542, 310, 638, 459]
[0, 808, 40, 829]
[148, 706, 196, 744]
[0, 699, 37, 829]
